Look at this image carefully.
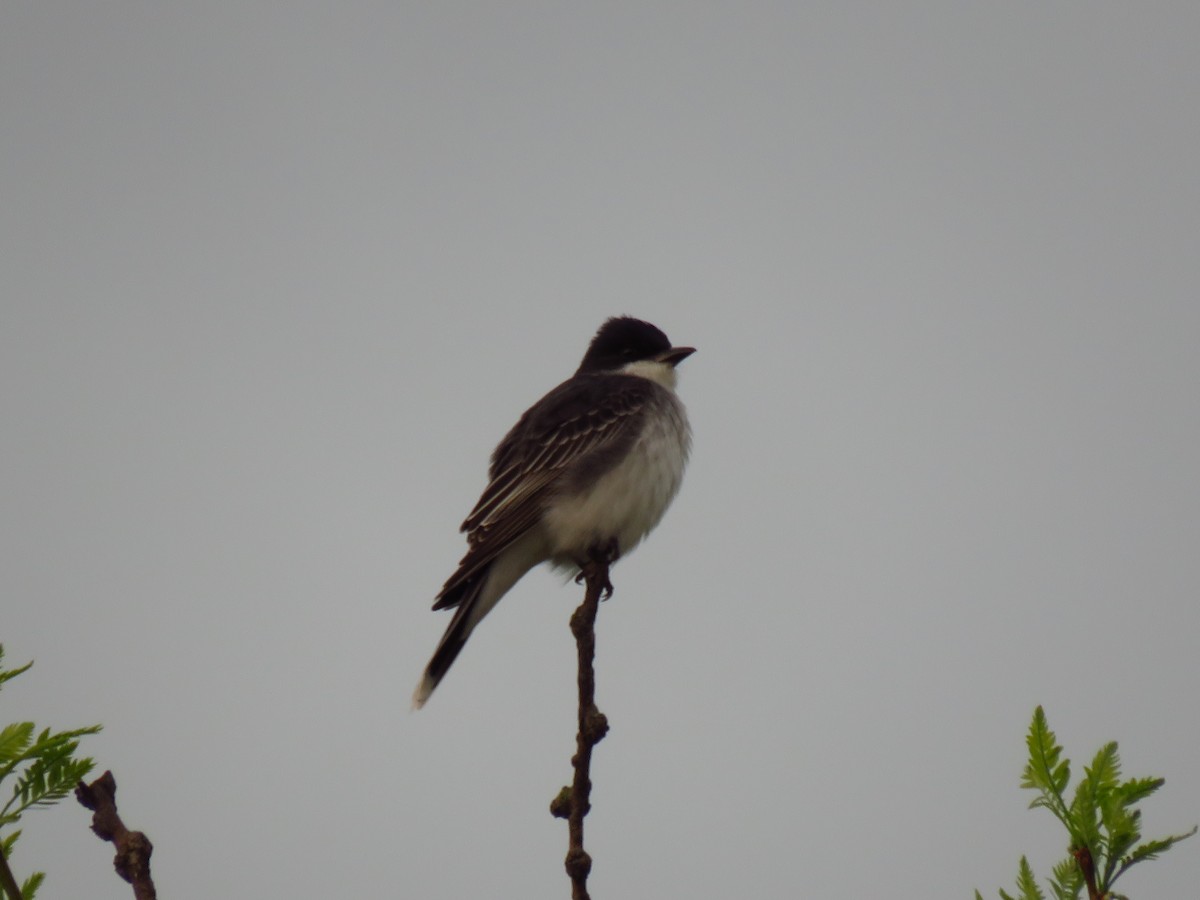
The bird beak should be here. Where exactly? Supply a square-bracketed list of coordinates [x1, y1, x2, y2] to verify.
[656, 346, 696, 367]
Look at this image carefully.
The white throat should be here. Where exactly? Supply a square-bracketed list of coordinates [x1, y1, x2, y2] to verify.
[618, 359, 678, 391]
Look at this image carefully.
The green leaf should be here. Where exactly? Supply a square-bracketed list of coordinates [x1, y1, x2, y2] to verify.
[1120, 825, 1198, 869]
[1015, 856, 1047, 900]
[1048, 854, 1084, 900]
[1022, 707, 1072, 827]
[27, 725, 102, 751]
[0, 723, 100, 820]
[1069, 741, 1129, 876]
[1116, 776, 1163, 806]
[1107, 830, 1195, 895]
[1083, 743, 1120, 795]
[1068, 772, 1101, 851]
[0, 658, 34, 691]
[20, 870, 45, 900]
[3, 752, 95, 821]
[1100, 803, 1140, 884]
[0, 723, 34, 763]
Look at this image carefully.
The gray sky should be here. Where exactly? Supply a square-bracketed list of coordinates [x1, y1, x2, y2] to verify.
[3, 3, 1198, 897]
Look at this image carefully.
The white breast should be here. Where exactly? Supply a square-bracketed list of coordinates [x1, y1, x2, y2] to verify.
[544, 388, 691, 565]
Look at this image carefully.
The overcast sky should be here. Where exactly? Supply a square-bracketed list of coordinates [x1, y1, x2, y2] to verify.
[3, 3, 1198, 898]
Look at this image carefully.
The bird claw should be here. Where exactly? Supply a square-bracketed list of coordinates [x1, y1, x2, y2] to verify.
[574, 539, 620, 600]
[595, 571, 615, 601]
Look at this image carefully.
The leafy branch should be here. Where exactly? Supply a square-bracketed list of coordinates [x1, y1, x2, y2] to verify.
[0, 645, 101, 900]
[978, 706, 1195, 900]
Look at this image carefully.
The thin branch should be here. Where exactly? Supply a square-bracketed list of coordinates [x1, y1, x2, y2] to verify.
[550, 550, 613, 900]
[0, 844, 23, 900]
[1072, 845, 1102, 900]
[75, 771, 157, 900]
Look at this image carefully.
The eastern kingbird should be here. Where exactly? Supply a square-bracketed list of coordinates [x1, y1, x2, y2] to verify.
[412, 317, 694, 709]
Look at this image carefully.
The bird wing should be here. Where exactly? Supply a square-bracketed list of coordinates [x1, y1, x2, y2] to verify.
[431, 374, 652, 610]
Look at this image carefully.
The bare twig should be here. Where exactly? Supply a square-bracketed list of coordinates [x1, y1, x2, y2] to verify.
[550, 551, 613, 900]
[75, 772, 156, 900]
[0, 844, 23, 900]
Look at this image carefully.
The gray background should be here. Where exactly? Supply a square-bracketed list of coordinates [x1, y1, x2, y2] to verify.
[3, 3, 1198, 897]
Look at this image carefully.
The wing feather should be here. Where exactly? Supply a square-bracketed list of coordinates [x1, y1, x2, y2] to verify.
[431, 374, 653, 610]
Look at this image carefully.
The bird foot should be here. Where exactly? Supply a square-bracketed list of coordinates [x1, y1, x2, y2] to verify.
[574, 539, 620, 600]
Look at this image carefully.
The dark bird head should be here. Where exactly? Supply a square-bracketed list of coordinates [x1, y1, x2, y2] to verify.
[576, 317, 696, 375]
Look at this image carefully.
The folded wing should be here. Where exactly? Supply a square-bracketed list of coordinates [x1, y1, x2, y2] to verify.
[431, 374, 653, 610]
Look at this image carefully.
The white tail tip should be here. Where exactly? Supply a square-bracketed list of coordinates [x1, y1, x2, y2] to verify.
[411, 675, 434, 711]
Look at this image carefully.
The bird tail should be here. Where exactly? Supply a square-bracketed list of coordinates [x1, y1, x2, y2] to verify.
[413, 533, 546, 710]
[411, 574, 489, 710]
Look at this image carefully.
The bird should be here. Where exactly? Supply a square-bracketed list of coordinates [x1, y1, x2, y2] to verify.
[412, 316, 695, 709]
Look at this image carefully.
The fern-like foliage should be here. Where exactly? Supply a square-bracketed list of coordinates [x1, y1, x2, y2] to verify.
[0, 725, 34, 767]
[1, 726, 103, 823]
[19, 871, 44, 900]
[978, 706, 1196, 900]
[0, 658, 32, 692]
[0, 645, 102, 900]
[1048, 854, 1084, 900]
[1021, 706, 1072, 832]
[1000, 856, 1047, 900]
